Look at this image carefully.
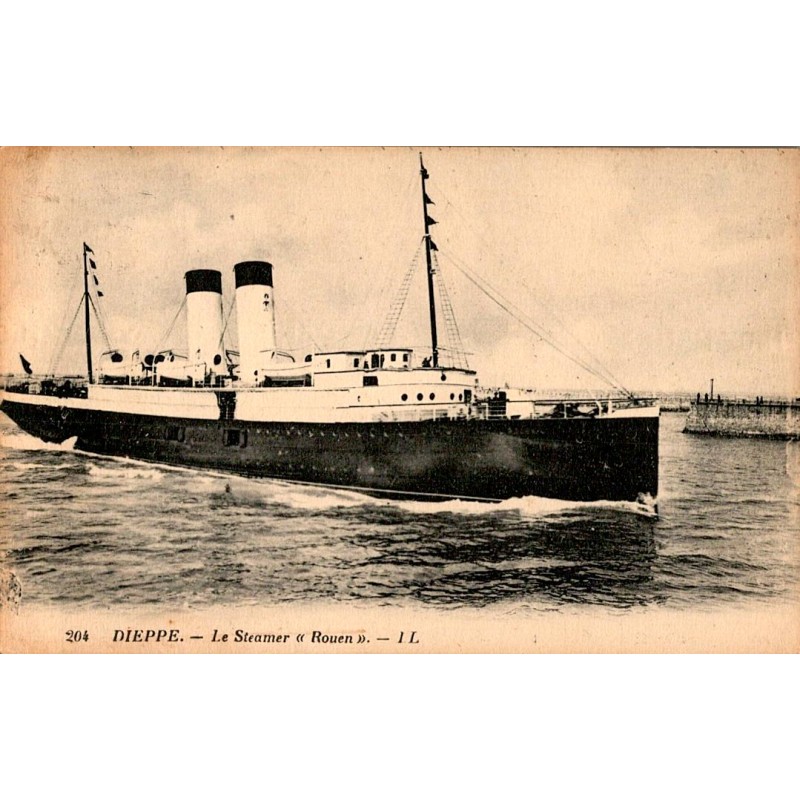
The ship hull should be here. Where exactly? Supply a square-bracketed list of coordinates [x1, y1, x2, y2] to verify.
[1, 397, 658, 502]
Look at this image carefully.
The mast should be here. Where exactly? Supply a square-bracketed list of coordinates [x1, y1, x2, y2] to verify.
[419, 153, 439, 368]
[83, 242, 93, 383]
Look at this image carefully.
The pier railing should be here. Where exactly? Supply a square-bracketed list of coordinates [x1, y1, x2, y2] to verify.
[691, 397, 800, 410]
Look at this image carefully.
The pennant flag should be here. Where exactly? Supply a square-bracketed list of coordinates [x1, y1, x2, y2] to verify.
[424, 192, 435, 206]
[425, 215, 438, 226]
[84, 243, 94, 254]
[429, 239, 438, 252]
[93, 274, 99, 285]
[97, 291, 104, 297]
[89, 258, 97, 270]
[19, 353, 32, 375]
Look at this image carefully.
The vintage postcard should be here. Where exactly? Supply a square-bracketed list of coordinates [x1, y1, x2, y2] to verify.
[1, 146, 798, 653]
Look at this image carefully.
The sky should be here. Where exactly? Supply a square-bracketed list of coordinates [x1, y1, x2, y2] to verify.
[0, 147, 797, 397]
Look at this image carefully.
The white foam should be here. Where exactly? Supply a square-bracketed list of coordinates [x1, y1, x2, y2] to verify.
[388, 493, 658, 518]
[222, 478, 378, 510]
[88, 464, 164, 482]
[0, 430, 77, 452]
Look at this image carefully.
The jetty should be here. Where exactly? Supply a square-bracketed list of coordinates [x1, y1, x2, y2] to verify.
[684, 394, 800, 440]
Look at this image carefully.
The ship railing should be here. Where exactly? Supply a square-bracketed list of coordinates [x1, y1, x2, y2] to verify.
[374, 407, 471, 423]
[1, 374, 88, 398]
[474, 394, 658, 420]
[370, 395, 657, 423]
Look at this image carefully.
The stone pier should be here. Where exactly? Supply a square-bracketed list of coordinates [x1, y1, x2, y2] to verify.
[684, 400, 800, 440]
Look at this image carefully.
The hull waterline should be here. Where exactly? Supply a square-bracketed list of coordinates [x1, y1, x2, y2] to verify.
[1, 397, 658, 503]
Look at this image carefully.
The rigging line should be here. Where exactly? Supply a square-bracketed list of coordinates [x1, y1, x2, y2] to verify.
[437, 219, 627, 389]
[364, 237, 424, 351]
[48, 297, 85, 375]
[431, 249, 469, 369]
[364, 239, 422, 349]
[155, 295, 187, 355]
[358, 168, 427, 348]
[430, 180, 632, 391]
[376, 237, 424, 348]
[90, 281, 111, 333]
[215, 294, 235, 352]
[88, 290, 113, 350]
[88, 295, 113, 352]
[442, 251, 632, 395]
[356, 268, 393, 350]
[277, 296, 322, 353]
[441, 245, 630, 393]
[266, 330, 358, 356]
[47, 259, 86, 373]
[85, 258, 118, 349]
[90, 292, 115, 351]
[447, 256, 625, 392]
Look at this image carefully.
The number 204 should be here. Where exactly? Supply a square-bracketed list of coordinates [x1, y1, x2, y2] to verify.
[65, 630, 89, 642]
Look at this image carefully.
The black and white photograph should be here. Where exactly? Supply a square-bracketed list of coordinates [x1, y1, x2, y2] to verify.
[1, 146, 797, 652]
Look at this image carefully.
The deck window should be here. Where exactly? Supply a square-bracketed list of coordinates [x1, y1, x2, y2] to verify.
[224, 429, 247, 448]
[353, 358, 360, 368]
[390, 353, 397, 362]
[326, 359, 331, 369]
[402, 353, 409, 363]
[363, 376, 378, 387]
[165, 425, 185, 442]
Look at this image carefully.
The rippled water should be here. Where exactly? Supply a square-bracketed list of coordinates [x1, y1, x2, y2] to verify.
[0, 412, 797, 610]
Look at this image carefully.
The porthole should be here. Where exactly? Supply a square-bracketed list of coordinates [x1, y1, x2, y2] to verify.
[429, 393, 435, 400]
[417, 393, 423, 401]
[450, 393, 455, 400]
[458, 393, 463, 401]
[401, 393, 408, 401]
[440, 373, 447, 381]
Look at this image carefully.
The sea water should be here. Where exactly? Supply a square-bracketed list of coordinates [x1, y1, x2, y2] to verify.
[0, 412, 797, 610]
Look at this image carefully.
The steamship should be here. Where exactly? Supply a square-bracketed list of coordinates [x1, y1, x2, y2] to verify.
[1, 157, 659, 503]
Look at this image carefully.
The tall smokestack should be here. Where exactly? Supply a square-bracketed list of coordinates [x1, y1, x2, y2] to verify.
[185, 269, 224, 382]
[234, 261, 276, 385]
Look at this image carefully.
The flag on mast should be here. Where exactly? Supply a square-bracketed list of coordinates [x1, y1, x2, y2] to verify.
[84, 243, 94, 254]
[19, 354, 33, 375]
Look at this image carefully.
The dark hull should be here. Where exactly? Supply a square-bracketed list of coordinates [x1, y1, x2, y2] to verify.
[1, 398, 659, 502]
